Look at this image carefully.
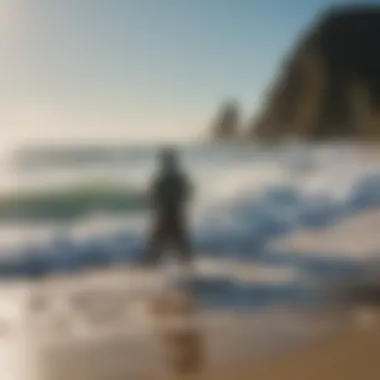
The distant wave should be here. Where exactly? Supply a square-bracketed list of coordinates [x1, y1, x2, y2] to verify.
[12, 142, 269, 171]
[13, 145, 155, 170]
[0, 182, 147, 222]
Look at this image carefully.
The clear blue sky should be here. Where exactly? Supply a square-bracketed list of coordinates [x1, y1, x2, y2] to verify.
[0, 0, 372, 146]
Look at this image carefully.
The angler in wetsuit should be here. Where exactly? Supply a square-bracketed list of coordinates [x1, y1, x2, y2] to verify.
[145, 147, 193, 265]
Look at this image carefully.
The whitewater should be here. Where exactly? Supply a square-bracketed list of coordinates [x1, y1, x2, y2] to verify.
[0, 142, 379, 269]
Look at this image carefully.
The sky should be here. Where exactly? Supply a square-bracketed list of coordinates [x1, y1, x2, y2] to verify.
[0, 0, 375, 147]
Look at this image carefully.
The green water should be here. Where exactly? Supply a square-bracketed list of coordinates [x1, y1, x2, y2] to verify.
[0, 182, 147, 222]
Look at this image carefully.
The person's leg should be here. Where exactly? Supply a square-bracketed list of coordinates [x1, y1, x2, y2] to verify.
[145, 220, 167, 266]
[173, 217, 192, 264]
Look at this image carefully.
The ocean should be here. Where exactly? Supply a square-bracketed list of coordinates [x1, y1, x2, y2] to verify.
[1, 142, 380, 379]
[0, 142, 378, 303]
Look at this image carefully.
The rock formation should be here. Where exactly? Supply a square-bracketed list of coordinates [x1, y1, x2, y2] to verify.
[250, 5, 380, 140]
[210, 100, 241, 141]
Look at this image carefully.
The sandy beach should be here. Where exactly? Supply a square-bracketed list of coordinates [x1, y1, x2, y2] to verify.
[0, 264, 346, 380]
[198, 311, 380, 380]
[26, 275, 380, 380]
[2, 208, 380, 379]
[0, 266, 370, 380]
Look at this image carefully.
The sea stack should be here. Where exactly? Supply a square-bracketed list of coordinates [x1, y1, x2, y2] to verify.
[210, 100, 241, 141]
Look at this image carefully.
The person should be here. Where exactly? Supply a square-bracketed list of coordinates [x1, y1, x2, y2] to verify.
[145, 147, 193, 266]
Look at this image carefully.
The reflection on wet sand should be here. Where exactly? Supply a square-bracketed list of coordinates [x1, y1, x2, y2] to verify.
[204, 311, 380, 380]
[1, 264, 375, 380]
[18, 270, 346, 380]
[29, 287, 204, 379]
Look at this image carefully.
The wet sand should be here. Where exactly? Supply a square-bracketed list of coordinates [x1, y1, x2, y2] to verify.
[17, 267, 356, 380]
[30, 299, 379, 380]
[199, 310, 380, 380]
[0, 253, 377, 380]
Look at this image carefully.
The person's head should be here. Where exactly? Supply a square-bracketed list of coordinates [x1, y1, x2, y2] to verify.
[159, 147, 178, 171]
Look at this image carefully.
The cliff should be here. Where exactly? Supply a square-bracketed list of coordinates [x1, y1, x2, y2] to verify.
[251, 6, 380, 140]
[209, 100, 241, 141]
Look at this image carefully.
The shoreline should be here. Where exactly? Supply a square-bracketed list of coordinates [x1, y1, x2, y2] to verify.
[4, 262, 366, 380]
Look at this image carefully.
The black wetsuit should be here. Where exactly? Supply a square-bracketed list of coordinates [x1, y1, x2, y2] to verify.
[146, 168, 192, 265]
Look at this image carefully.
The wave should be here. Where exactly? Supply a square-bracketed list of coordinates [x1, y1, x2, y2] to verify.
[0, 170, 378, 279]
[0, 145, 379, 285]
[0, 182, 147, 222]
